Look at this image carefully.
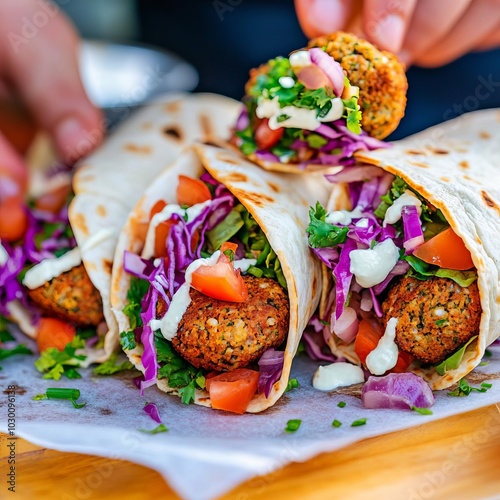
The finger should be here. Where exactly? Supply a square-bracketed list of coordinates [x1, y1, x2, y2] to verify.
[475, 21, 500, 51]
[295, 0, 355, 38]
[0, 132, 27, 198]
[363, 0, 418, 53]
[0, 0, 103, 163]
[398, 0, 471, 66]
[414, 0, 500, 67]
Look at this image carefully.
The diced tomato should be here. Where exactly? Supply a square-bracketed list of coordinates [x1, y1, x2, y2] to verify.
[413, 227, 474, 270]
[36, 317, 76, 353]
[176, 175, 212, 207]
[205, 368, 259, 414]
[220, 241, 238, 258]
[154, 219, 175, 258]
[149, 199, 167, 219]
[0, 197, 28, 241]
[191, 255, 248, 302]
[254, 119, 284, 150]
[354, 319, 413, 374]
[34, 184, 71, 214]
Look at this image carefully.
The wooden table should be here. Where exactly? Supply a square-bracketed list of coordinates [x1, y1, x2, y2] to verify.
[2, 404, 500, 499]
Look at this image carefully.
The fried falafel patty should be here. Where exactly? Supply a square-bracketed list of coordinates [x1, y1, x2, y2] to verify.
[307, 32, 407, 139]
[172, 276, 289, 372]
[382, 276, 481, 365]
[28, 264, 104, 326]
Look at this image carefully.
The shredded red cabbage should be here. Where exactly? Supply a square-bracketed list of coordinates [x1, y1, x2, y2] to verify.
[362, 372, 435, 410]
[402, 205, 424, 254]
[143, 402, 162, 423]
[257, 349, 284, 397]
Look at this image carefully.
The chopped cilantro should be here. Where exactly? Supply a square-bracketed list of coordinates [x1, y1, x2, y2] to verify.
[0, 344, 32, 361]
[343, 96, 362, 134]
[0, 316, 15, 342]
[351, 418, 367, 427]
[307, 202, 349, 248]
[337, 401, 346, 408]
[285, 419, 302, 433]
[411, 406, 433, 415]
[447, 378, 491, 397]
[120, 330, 137, 351]
[123, 277, 149, 330]
[34, 336, 86, 380]
[285, 378, 299, 392]
[332, 419, 342, 428]
[138, 423, 168, 434]
[93, 354, 135, 376]
[305, 133, 328, 149]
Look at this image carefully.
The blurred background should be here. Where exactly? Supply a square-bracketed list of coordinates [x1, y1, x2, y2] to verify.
[23, 0, 500, 141]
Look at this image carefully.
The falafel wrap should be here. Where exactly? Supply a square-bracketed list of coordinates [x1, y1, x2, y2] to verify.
[231, 32, 407, 173]
[1, 93, 239, 369]
[111, 145, 330, 413]
[307, 109, 500, 391]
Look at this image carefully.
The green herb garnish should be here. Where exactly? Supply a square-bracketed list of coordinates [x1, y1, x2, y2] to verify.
[33, 388, 86, 409]
[122, 277, 149, 331]
[285, 419, 302, 433]
[337, 401, 346, 408]
[411, 406, 433, 415]
[435, 336, 478, 376]
[93, 354, 135, 376]
[35, 336, 86, 380]
[285, 378, 299, 392]
[447, 378, 492, 397]
[332, 419, 342, 428]
[307, 202, 349, 248]
[138, 423, 169, 434]
[351, 418, 367, 427]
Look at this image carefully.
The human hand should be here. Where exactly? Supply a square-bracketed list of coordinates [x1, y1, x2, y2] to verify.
[0, 0, 102, 198]
[295, 0, 500, 68]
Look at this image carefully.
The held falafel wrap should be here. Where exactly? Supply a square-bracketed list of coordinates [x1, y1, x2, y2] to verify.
[307, 109, 500, 391]
[232, 32, 407, 172]
[1, 93, 239, 369]
[111, 145, 330, 413]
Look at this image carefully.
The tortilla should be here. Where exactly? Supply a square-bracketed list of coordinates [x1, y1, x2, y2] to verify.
[111, 145, 330, 412]
[11, 93, 240, 365]
[322, 108, 500, 389]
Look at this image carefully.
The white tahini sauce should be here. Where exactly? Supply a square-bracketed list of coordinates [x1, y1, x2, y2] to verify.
[312, 362, 365, 391]
[289, 50, 312, 69]
[325, 206, 365, 226]
[0, 241, 8, 266]
[366, 318, 399, 375]
[256, 96, 344, 131]
[350, 239, 400, 288]
[142, 200, 211, 259]
[233, 258, 257, 273]
[23, 247, 82, 290]
[278, 76, 295, 88]
[383, 190, 422, 226]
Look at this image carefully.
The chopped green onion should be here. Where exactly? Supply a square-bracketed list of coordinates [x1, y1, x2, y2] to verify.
[337, 401, 346, 408]
[285, 378, 299, 392]
[481, 382, 493, 389]
[351, 418, 367, 427]
[285, 419, 302, 433]
[411, 406, 433, 415]
[332, 419, 342, 428]
[33, 388, 86, 409]
[138, 423, 168, 435]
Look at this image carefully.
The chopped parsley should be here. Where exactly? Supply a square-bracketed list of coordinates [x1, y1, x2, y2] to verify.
[285, 378, 299, 392]
[307, 202, 349, 248]
[351, 418, 367, 427]
[35, 336, 86, 380]
[285, 419, 302, 433]
[411, 406, 433, 415]
[337, 401, 346, 408]
[93, 354, 135, 376]
[332, 419, 342, 428]
[139, 423, 169, 434]
[123, 277, 149, 331]
[447, 378, 492, 397]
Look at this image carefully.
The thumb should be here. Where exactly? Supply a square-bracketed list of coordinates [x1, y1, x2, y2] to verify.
[0, 0, 103, 164]
[295, 0, 354, 38]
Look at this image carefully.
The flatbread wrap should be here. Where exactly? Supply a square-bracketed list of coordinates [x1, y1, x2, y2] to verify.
[111, 145, 330, 412]
[231, 32, 407, 173]
[307, 109, 500, 390]
[1, 93, 239, 367]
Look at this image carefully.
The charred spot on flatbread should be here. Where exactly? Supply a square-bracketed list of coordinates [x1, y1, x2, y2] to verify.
[267, 182, 280, 193]
[481, 190, 500, 214]
[479, 131, 491, 139]
[232, 190, 275, 208]
[200, 113, 213, 139]
[459, 161, 469, 169]
[164, 100, 181, 113]
[163, 126, 182, 141]
[409, 160, 430, 169]
[223, 172, 248, 183]
[124, 143, 153, 155]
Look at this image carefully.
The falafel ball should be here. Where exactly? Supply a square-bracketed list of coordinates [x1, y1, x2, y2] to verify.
[172, 276, 289, 372]
[382, 276, 481, 365]
[308, 32, 407, 139]
[28, 264, 104, 327]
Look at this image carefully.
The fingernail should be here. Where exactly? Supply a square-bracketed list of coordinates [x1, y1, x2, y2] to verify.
[308, 0, 349, 36]
[374, 14, 405, 53]
[55, 117, 95, 164]
[397, 49, 412, 67]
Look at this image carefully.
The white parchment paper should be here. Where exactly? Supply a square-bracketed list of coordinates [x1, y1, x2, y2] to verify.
[2, 333, 500, 500]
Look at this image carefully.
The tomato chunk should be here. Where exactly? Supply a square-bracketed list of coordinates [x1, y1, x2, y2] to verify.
[191, 259, 248, 302]
[414, 227, 474, 270]
[176, 175, 212, 207]
[34, 184, 71, 214]
[154, 219, 175, 258]
[354, 319, 413, 374]
[149, 199, 167, 219]
[36, 317, 76, 353]
[206, 368, 259, 414]
[254, 119, 284, 150]
[0, 198, 28, 241]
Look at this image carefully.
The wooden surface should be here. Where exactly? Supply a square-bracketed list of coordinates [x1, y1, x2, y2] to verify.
[3, 404, 500, 499]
